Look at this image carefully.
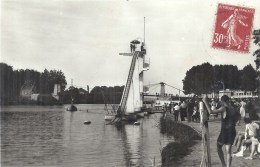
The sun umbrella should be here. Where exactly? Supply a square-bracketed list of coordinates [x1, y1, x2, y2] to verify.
[130, 40, 141, 44]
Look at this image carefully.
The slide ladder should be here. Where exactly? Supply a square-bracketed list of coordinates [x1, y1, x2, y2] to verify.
[108, 51, 139, 124]
[120, 51, 139, 113]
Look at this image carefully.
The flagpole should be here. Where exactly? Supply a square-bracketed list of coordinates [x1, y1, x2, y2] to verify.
[144, 17, 146, 44]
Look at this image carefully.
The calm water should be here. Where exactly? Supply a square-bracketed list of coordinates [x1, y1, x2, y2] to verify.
[1, 104, 174, 167]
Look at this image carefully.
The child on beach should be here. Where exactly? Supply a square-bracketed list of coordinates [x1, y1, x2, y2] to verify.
[203, 95, 237, 167]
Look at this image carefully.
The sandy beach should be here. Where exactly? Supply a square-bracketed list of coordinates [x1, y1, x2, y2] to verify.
[176, 119, 260, 166]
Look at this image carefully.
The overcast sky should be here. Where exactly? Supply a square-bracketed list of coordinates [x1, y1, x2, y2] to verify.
[1, 0, 260, 95]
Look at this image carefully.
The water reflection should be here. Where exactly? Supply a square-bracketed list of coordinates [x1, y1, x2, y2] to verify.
[118, 123, 142, 166]
[1, 105, 173, 167]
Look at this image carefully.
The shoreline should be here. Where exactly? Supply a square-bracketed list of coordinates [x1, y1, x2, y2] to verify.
[160, 113, 201, 166]
[162, 112, 260, 167]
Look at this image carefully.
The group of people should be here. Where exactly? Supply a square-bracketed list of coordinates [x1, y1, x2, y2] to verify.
[202, 95, 259, 167]
[236, 99, 258, 125]
[164, 98, 221, 122]
[162, 96, 259, 167]
[163, 100, 193, 122]
[163, 97, 257, 123]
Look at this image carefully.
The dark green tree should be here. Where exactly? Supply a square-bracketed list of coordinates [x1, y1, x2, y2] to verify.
[49, 70, 67, 92]
[240, 64, 258, 91]
[89, 86, 124, 104]
[67, 86, 80, 103]
[252, 29, 260, 99]
[39, 69, 67, 94]
[213, 65, 240, 90]
[183, 62, 214, 95]
[0, 63, 67, 104]
[39, 69, 50, 94]
[0, 63, 14, 104]
[183, 63, 243, 95]
[252, 29, 260, 70]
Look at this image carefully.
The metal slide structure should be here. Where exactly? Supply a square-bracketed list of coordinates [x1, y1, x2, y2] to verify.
[106, 36, 149, 124]
[108, 51, 139, 124]
[108, 46, 149, 124]
[120, 51, 139, 113]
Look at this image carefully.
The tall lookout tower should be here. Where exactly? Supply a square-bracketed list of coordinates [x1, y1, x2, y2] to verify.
[118, 39, 149, 121]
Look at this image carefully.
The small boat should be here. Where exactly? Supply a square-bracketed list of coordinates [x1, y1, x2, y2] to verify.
[84, 121, 91, 125]
[133, 121, 140, 125]
[67, 104, 77, 111]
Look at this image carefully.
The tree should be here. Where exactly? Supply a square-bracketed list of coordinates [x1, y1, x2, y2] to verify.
[183, 63, 246, 95]
[252, 29, 260, 99]
[183, 63, 214, 95]
[49, 70, 67, 92]
[252, 29, 260, 70]
[67, 86, 80, 103]
[240, 64, 257, 91]
[39, 69, 50, 94]
[89, 85, 124, 104]
[213, 65, 240, 91]
[0, 63, 14, 104]
[0, 63, 43, 104]
[39, 69, 67, 94]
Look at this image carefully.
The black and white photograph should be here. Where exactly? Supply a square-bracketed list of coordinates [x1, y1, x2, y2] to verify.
[1, 0, 260, 166]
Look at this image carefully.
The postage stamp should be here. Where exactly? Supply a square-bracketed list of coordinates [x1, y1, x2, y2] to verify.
[212, 3, 255, 52]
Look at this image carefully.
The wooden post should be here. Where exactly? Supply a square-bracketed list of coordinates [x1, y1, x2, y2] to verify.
[199, 101, 211, 167]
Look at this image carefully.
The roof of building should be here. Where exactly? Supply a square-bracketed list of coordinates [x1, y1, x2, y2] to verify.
[21, 80, 35, 90]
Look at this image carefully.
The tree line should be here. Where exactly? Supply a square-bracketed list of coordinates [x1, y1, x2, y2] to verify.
[0, 63, 124, 105]
[60, 85, 124, 104]
[0, 63, 67, 105]
[182, 63, 258, 95]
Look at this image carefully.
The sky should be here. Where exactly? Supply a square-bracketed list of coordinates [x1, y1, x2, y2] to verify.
[1, 0, 260, 95]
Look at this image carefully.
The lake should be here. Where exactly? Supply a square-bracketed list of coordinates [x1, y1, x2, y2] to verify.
[1, 104, 174, 167]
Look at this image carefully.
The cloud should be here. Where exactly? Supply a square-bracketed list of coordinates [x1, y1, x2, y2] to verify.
[1, 0, 259, 93]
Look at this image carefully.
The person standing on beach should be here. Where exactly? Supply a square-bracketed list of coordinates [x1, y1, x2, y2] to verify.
[210, 99, 218, 119]
[187, 99, 195, 122]
[174, 103, 180, 121]
[203, 95, 237, 167]
[240, 99, 246, 124]
[180, 101, 187, 121]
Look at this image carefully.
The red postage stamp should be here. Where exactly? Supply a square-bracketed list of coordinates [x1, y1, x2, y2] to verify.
[212, 3, 255, 52]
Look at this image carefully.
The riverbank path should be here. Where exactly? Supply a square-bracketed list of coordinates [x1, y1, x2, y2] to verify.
[176, 118, 260, 167]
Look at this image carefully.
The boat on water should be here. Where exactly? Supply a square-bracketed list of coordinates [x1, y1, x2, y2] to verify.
[67, 97, 77, 112]
[67, 104, 77, 111]
[67, 80, 78, 112]
[84, 121, 91, 124]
